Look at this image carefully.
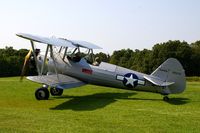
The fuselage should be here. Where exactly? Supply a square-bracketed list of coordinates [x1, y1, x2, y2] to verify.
[38, 53, 164, 94]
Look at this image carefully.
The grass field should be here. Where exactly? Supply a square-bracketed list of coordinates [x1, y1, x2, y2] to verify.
[0, 77, 200, 133]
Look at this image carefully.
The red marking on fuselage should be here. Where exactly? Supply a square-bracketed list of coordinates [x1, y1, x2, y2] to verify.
[82, 68, 93, 75]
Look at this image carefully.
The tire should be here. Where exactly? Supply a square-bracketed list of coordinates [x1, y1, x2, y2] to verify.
[50, 87, 63, 96]
[35, 88, 49, 100]
[163, 96, 169, 101]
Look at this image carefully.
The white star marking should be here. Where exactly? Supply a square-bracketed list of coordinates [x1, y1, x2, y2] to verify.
[125, 74, 137, 86]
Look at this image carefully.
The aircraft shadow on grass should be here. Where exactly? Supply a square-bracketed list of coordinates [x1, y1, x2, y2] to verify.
[165, 98, 190, 105]
[50, 92, 136, 111]
[50, 92, 190, 111]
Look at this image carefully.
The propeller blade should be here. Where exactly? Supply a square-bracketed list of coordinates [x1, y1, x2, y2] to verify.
[20, 49, 32, 81]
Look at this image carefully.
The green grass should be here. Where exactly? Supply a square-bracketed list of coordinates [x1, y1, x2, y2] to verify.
[186, 76, 200, 82]
[0, 77, 200, 133]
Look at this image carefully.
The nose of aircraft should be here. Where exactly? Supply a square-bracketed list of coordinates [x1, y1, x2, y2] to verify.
[20, 48, 41, 80]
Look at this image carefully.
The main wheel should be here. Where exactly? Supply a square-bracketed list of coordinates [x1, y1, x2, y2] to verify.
[163, 96, 169, 101]
[50, 87, 63, 96]
[35, 88, 49, 100]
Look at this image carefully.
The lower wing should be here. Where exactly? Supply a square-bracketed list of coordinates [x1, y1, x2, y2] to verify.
[27, 74, 86, 89]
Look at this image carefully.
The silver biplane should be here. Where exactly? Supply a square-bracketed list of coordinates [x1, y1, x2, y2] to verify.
[17, 33, 186, 101]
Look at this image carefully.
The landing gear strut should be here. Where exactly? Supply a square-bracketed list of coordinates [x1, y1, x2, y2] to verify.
[163, 96, 169, 101]
[35, 87, 49, 100]
[50, 87, 63, 96]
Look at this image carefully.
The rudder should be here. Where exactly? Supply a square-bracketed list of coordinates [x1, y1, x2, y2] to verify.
[151, 58, 186, 94]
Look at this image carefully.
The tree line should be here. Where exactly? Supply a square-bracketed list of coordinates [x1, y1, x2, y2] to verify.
[109, 40, 200, 76]
[0, 40, 199, 77]
[0, 47, 28, 77]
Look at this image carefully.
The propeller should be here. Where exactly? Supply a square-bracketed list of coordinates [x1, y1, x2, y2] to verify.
[20, 49, 32, 81]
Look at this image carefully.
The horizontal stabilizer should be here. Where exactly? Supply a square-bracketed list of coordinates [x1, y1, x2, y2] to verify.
[144, 75, 174, 87]
[27, 74, 86, 89]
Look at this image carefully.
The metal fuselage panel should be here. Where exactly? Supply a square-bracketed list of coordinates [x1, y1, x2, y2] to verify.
[45, 55, 162, 94]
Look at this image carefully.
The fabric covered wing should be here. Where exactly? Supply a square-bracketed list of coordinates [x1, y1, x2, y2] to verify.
[16, 33, 76, 48]
[69, 40, 102, 49]
[16, 33, 102, 49]
[27, 74, 86, 89]
[144, 75, 174, 87]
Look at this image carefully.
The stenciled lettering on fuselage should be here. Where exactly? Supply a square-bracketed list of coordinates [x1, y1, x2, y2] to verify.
[116, 73, 145, 88]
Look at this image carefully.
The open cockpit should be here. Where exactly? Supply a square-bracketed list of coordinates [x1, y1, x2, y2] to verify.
[56, 46, 95, 64]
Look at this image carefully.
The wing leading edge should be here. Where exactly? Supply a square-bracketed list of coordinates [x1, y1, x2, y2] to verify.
[27, 74, 86, 89]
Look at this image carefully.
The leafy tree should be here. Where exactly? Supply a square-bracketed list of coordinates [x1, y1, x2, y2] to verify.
[151, 40, 192, 75]
[190, 41, 200, 75]
[95, 52, 110, 62]
[0, 47, 29, 77]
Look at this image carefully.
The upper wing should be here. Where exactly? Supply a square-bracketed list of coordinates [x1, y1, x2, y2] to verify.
[16, 33, 102, 49]
[16, 33, 76, 48]
[69, 40, 102, 49]
[27, 74, 86, 89]
[144, 75, 174, 87]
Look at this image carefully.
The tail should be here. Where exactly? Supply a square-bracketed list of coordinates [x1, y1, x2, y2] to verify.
[151, 58, 186, 94]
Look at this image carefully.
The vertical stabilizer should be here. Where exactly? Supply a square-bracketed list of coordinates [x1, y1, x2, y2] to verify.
[151, 58, 186, 94]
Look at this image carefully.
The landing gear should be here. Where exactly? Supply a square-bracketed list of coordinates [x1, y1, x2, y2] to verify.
[50, 87, 63, 96]
[34, 85, 63, 100]
[163, 96, 169, 101]
[35, 87, 49, 100]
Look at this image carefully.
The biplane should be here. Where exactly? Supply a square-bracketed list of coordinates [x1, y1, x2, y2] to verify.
[16, 33, 186, 101]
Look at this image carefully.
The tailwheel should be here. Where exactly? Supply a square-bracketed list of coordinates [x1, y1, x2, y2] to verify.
[50, 87, 63, 96]
[163, 96, 169, 101]
[35, 87, 49, 100]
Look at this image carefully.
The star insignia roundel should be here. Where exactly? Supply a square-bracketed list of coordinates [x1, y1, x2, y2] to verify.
[123, 73, 138, 88]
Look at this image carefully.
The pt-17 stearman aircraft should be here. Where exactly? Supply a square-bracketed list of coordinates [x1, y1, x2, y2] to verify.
[16, 33, 186, 101]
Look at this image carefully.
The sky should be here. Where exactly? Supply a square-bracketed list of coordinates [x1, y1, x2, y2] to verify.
[0, 0, 200, 54]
